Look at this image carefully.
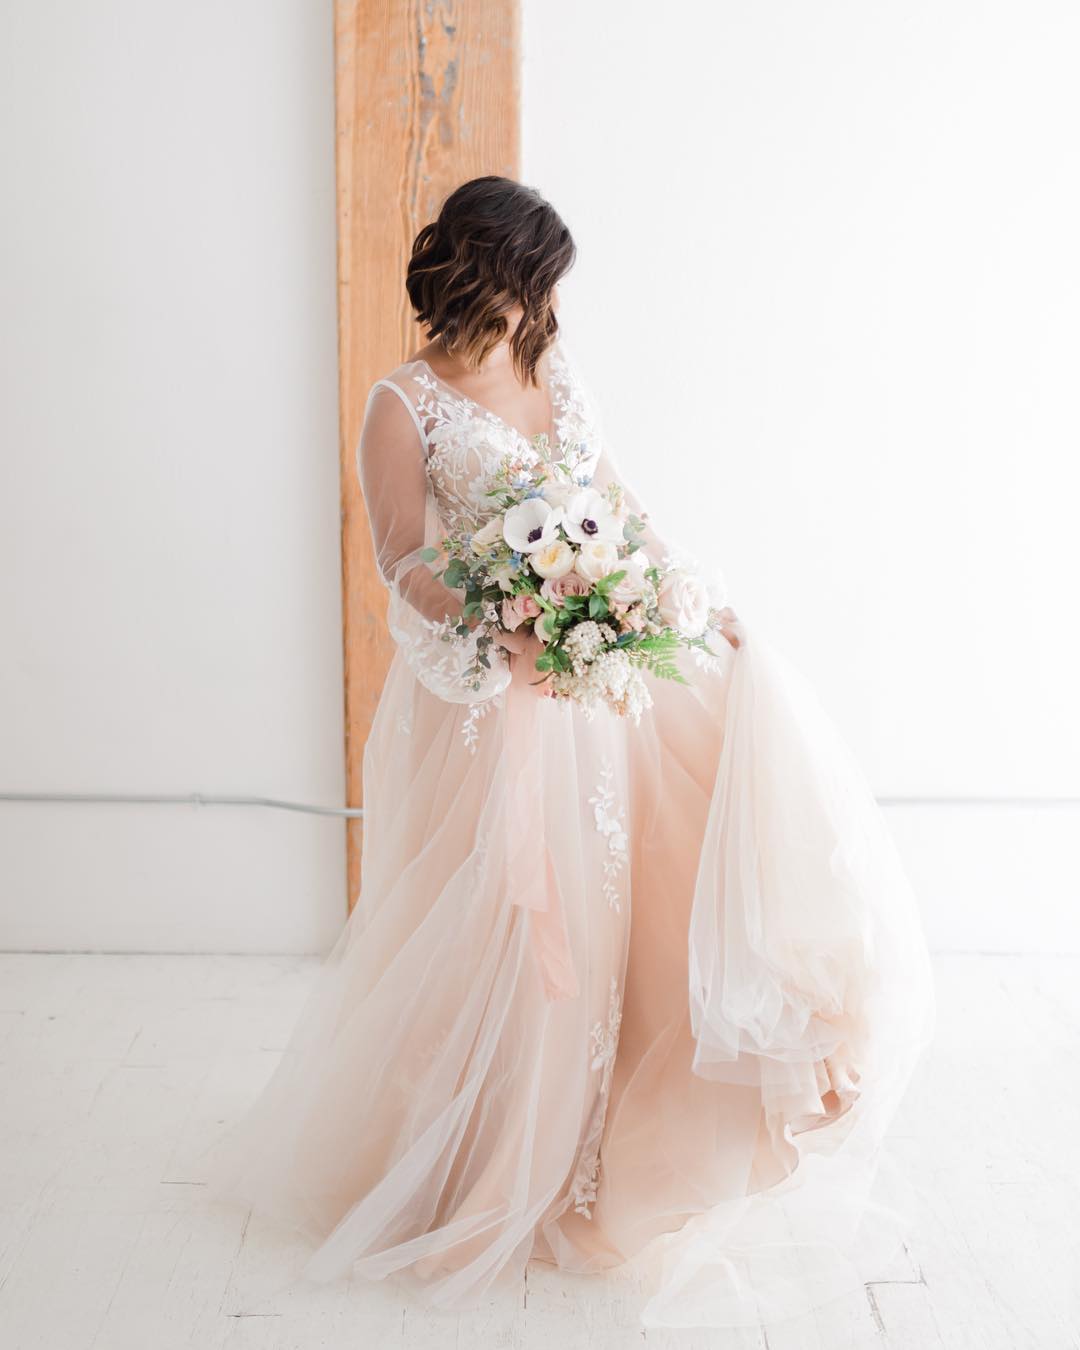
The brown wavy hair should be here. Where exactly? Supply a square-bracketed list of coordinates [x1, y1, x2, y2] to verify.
[406, 176, 576, 387]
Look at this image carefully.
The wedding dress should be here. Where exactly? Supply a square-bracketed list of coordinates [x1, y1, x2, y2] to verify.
[202, 335, 935, 1328]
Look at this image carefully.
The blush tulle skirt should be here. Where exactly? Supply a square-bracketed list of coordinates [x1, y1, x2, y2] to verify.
[200, 621, 934, 1329]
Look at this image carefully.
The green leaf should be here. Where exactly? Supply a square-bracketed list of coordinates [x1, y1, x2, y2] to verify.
[595, 569, 626, 594]
[419, 546, 440, 564]
[588, 592, 609, 620]
[448, 560, 474, 591]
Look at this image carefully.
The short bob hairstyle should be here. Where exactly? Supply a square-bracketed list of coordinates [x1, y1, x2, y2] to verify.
[406, 176, 576, 387]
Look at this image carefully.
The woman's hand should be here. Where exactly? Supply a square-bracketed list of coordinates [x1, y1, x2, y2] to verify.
[716, 606, 742, 650]
[494, 627, 552, 696]
[491, 626, 527, 654]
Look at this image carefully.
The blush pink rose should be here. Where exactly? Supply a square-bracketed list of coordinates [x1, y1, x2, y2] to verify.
[501, 592, 542, 632]
[539, 573, 591, 608]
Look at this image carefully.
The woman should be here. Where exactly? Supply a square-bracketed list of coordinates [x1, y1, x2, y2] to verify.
[204, 176, 934, 1329]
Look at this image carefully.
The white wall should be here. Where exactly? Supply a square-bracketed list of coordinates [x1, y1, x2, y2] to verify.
[0, 1, 346, 952]
[524, 0, 1080, 951]
[4, 3, 1077, 956]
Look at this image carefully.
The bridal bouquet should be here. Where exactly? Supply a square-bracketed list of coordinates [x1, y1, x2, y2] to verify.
[420, 437, 728, 722]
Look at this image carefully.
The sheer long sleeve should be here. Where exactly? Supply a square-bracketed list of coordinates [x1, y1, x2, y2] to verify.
[356, 382, 510, 704]
[592, 442, 742, 656]
[358, 384, 463, 624]
[583, 398, 736, 623]
[588, 442, 678, 572]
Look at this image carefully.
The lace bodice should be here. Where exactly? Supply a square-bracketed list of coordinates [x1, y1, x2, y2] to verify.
[377, 341, 603, 535]
[355, 335, 666, 705]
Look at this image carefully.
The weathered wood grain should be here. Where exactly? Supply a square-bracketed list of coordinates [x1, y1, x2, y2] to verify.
[334, 0, 521, 909]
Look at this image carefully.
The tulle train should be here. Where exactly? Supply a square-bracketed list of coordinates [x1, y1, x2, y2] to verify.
[201, 620, 934, 1328]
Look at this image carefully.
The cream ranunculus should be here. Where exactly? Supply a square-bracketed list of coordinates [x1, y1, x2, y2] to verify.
[469, 515, 505, 556]
[502, 498, 565, 554]
[531, 538, 576, 579]
[574, 538, 621, 583]
[656, 569, 710, 638]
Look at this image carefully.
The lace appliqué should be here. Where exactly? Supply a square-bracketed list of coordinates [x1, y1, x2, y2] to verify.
[413, 371, 537, 533]
[590, 976, 622, 1072]
[386, 598, 509, 705]
[397, 611, 467, 688]
[548, 346, 599, 468]
[410, 346, 602, 536]
[569, 974, 623, 1219]
[589, 758, 628, 914]
[461, 695, 500, 754]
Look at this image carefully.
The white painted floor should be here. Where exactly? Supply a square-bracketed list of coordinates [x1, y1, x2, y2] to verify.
[0, 952, 1077, 1349]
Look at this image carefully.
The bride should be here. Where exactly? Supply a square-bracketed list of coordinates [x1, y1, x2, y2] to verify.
[203, 175, 935, 1329]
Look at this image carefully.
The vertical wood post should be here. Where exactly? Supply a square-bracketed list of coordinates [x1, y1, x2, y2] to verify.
[334, 1, 520, 909]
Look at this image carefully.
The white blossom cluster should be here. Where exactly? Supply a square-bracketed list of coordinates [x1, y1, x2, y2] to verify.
[561, 620, 618, 675]
[552, 647, 654, 724]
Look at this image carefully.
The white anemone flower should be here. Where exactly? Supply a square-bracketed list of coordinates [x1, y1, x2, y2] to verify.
[563, 486, 623, 545]
[502, 498, 565, 554]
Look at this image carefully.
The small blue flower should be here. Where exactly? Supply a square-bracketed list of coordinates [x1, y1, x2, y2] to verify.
[510, 551, 524, 567]
[523, 487, 544, 500]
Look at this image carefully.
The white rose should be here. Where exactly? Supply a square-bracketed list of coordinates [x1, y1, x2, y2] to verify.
[574, 538, 621, 583]
[503, 498, 565, 554]
[531, 538, 576, 579]
[469, 515, 505, 556]
[656, 569, 710, 638]
[608, 550, 650, 606]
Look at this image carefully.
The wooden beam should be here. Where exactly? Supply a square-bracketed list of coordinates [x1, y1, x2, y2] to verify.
[334, 1, 521, 911]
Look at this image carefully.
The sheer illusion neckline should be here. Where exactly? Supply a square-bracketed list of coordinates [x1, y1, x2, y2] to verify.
[414, 356, 558, 447]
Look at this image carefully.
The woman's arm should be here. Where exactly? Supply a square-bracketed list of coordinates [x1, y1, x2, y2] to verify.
[588, 442, 673, 568]
[356, 383, 464, 625]
[589, 442, 741, 650]
[356, 381, 509, 703]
